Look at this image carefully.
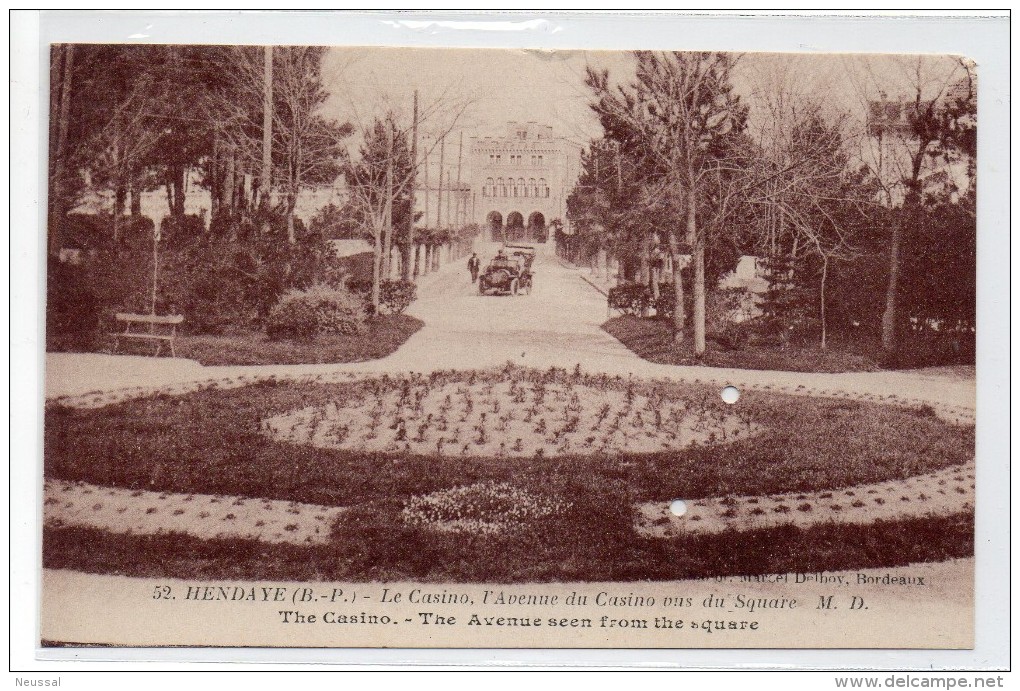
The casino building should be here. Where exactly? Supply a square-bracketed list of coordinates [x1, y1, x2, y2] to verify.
[415, 121, 580, 249]
[469, 122, 578, 246]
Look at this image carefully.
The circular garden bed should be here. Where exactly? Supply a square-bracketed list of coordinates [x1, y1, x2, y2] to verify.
[44, 365, 975, 582]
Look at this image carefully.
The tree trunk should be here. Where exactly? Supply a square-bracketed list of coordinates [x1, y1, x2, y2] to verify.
[168, 165, 186, 218]
[639, 235, 650, 285]
[260, 46, 273, 213]
[686, 189, 706, 356]
[223, 149, 236, 215]
[667, 229, 686, 343]
[382, 125, 394, 278]
[48, 44, 74, 257]
[113, 184, 127, 243]
[881, 213, 903, 362]
[210, 124, 220, 218]
[436, 136, 445, 227]
[413, 243, 422, 278]
[130, 179, 142, 216]
[371, 220, 382, 315]
[286, 192, 296, 244]
[404, 90, 418, 281]
[820, 254, 829, 350]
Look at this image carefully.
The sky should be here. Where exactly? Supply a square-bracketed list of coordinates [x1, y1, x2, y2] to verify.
[320, 47, 967, 140]
[317, 47, 971, 190]
[319, 46, 626, 149]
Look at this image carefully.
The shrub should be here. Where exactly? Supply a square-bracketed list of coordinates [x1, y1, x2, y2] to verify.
[652, 283, 680, 321]
[265, 297, 319, 341]
[59, 213, 110, 249]
[117, 215, 157, 250]
[265, 284, 366, 341]
[346, 279, 373, 297]
[380, 279, 417, 314]
[309, 203, 363, 240]
[607, 282, 651, 315]
[46, 257, 100, 350]
[159, 214, 206, 248]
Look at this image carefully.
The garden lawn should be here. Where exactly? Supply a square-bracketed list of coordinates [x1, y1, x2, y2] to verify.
[44, 512, 974, 583]
[45, 367, 973, 507]
[173, 314, 423, 365]
[603, 315, 880, 373]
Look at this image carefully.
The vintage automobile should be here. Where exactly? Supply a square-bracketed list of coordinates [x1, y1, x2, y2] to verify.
[478, 245, 535, 296]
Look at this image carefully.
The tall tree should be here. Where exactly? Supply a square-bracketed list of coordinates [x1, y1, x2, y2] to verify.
[744, 71, 877, 348]
[343, 116, 415, 313]
[851, 55, 974, 363]
[47, 44, 75, 256]
[585, 51, 748, 353]
[271, 47, 350, 243]
[209, 46, 350, 241]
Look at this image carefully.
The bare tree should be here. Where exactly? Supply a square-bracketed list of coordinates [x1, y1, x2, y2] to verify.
[85, 72, 166, 242]
[341, 90, 474, 314]
[585, 51, 748, 353]
[47, 44, 75, 257]
[745, 60, 873, 348]
[845, 55, 973, 361]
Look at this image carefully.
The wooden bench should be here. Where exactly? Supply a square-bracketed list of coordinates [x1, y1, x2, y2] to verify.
[110, 313, 184, 358]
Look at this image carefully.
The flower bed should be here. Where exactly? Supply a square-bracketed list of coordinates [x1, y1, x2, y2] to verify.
[402, 481, 572, 535]
[262, 378, 759, 459]
[44, 364, 975, 581]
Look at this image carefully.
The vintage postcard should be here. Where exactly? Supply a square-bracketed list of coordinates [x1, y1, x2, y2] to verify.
[39, 41, 979, 651]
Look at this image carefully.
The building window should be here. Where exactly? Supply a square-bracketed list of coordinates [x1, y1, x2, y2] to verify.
[497, 177, 504, 197]
[517, 178, 525, 198]
[539, 178, 548, 198]
[485, 177, 493, 197]
[529, 178, 536, 197]
[538, 155, 544, 165]
[496, 154, 501, 165]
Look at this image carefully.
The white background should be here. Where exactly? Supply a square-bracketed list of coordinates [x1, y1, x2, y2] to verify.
[8, 9, 1011, 681]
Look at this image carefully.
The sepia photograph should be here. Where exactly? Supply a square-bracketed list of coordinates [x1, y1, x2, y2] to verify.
[37, 33, 984, 652]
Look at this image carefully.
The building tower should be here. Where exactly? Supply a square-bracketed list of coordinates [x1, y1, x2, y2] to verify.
[468, 121, 577, 248]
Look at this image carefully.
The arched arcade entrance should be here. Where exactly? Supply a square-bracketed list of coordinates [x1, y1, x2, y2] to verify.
[486, 211, 504, 243]
[505, 211, 526, 242]
[527, 212, 547, 243]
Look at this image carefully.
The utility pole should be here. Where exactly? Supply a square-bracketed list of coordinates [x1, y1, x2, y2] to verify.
[456, 131, 463, 227]
[405, 90, 418, 281]
[423, 135, 430, 226]
[261, 46, 273, 220]
[445, 170, 452, 229]
[382, 122, 394, 281]
[436, 134, 445, 228]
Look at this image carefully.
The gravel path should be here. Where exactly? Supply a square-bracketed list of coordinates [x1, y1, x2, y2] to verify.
[637, 462, 975, 537]
[44, 479, 343, 545]
[47, 244, 975, 414]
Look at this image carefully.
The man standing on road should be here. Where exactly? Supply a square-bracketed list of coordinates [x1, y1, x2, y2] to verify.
[468, 253, 481, 283]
